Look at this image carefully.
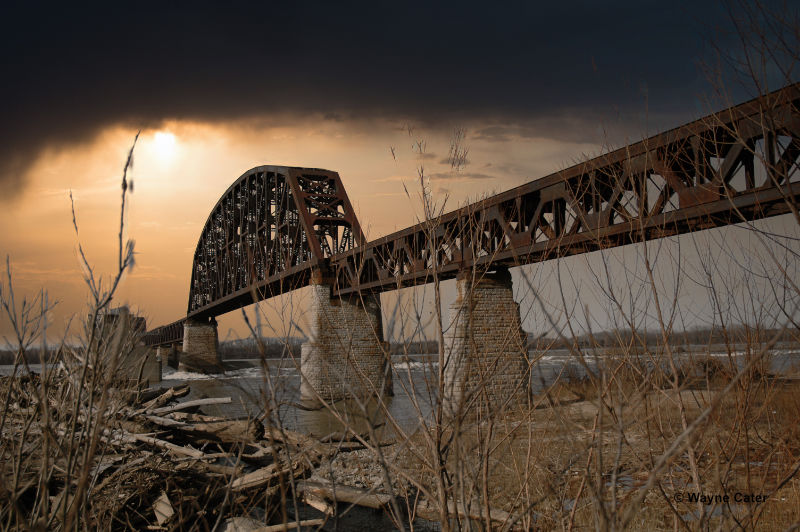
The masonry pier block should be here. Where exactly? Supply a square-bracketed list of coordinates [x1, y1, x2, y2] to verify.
[180, 318, 223, 373]
[443, 267, 529, 420]
[169, 344, 180, 368]
[301, 282, 392, 404]
[155, 345, 170, 371]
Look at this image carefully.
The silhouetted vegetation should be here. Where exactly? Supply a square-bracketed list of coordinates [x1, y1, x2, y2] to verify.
[217, 337, 302, 360]
[0, 347, 60, 366]
[527, 325, 800, 351]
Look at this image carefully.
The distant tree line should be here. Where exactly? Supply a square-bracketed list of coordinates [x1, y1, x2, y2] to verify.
[219, 338, 442, 359]
[218, 337, 303, 359]
[0, 348, 60, 366]
[1, 325, 796, 366]
[527, 325, 799, 351]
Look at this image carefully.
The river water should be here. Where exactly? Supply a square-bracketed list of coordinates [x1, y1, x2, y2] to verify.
[3, 347, 798, 438]
[160, 355, 438, 438]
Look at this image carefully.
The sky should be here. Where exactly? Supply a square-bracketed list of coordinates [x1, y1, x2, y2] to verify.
[0, 1, 798, 344]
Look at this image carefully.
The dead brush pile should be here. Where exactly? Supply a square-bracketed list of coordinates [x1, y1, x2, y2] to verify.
[0, 367, 342, 530]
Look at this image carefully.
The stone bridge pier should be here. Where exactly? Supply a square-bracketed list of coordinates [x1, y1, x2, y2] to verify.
[300, 274, 393, 404]
[156, 344, 180, 369]
[156, 345, 169, 370]
[180, 317, 223, 374]
[443, 267, 530, 421]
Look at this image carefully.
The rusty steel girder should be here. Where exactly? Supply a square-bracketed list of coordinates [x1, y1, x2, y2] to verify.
[142, 319, 184, 347]
[144, 83, 800, 346]
[187, 166, 364, 319]
[329, 83, 800, 296]
[146, 166, 365, 345]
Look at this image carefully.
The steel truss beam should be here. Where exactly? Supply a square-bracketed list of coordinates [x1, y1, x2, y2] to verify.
[330, 83, 800, 296]
[187, 166, 363, 319]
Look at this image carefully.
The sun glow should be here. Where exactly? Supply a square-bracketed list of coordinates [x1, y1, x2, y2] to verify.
[152, 131, 177, 161]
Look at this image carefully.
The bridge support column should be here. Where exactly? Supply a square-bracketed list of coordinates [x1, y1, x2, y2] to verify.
[156, 345, 169, 371]
[180, 318, 222, 374]
[169, 344, 181, 368]
[300, 278, 392, 404]
[443, 267, 529, 421]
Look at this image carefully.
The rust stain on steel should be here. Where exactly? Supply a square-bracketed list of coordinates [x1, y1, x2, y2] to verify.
[144, 83, 800, 347]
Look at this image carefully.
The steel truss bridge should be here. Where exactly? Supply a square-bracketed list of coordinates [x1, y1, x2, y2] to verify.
[144, 83, 800, 347]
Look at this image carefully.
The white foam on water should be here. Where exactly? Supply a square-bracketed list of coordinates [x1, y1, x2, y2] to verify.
[225, 367, 264, 378]
[163, 366, 264, 381]
[163, 369, 219, 381]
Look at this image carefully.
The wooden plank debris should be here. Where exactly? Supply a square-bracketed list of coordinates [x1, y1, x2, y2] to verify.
[150, 396, 232, 415]
[152, 490, 174, 526]
[138, 384, 190, 413]
[143, 414, 263, 443]
[254, 519, 325, 532]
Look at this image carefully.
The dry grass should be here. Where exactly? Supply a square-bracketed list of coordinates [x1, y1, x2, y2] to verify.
[387, 362, 800, 530]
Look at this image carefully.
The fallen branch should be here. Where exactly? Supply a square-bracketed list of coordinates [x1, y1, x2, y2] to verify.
[254, 519, 325, 532]
[231, 460, 307, 491]
[264, 426, 315, 447]
[143, 414, 263, 443]
[297, 480, 393, 510]
[169, 412, 228, 423]
[416, 499, 513, 525]
[137, 384, 190, 414]
[150, 397, 231, 415]
[298, 480, 513, 525]
[115, 429, 207, 459]
[301, 492, 335, 516]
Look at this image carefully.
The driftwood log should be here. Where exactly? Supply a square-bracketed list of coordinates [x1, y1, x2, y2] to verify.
[231, 462, 302, 491]
[137, 384, 190, 413]
[142, 414, 263, 443]
[150, 396, 232, 415]
[296, 480, 514, 525]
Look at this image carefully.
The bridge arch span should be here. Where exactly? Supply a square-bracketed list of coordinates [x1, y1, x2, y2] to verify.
[187, 165, 364, 320]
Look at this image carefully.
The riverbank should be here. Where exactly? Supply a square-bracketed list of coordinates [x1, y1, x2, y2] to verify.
[2, 347, 799, 530]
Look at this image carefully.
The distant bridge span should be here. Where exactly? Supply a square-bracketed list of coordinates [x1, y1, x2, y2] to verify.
[145, 82, 800, 348]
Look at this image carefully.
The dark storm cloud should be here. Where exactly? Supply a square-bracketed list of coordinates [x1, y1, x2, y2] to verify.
[0, 1, 783, 199]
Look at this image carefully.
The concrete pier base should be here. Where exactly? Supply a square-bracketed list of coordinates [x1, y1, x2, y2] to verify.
[443, 267, 529, 421]
[156, 345, 169, 371]
[169, 344, 180, 368]
[180, 318, 223, 374]
[300, 280, 392, 404]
